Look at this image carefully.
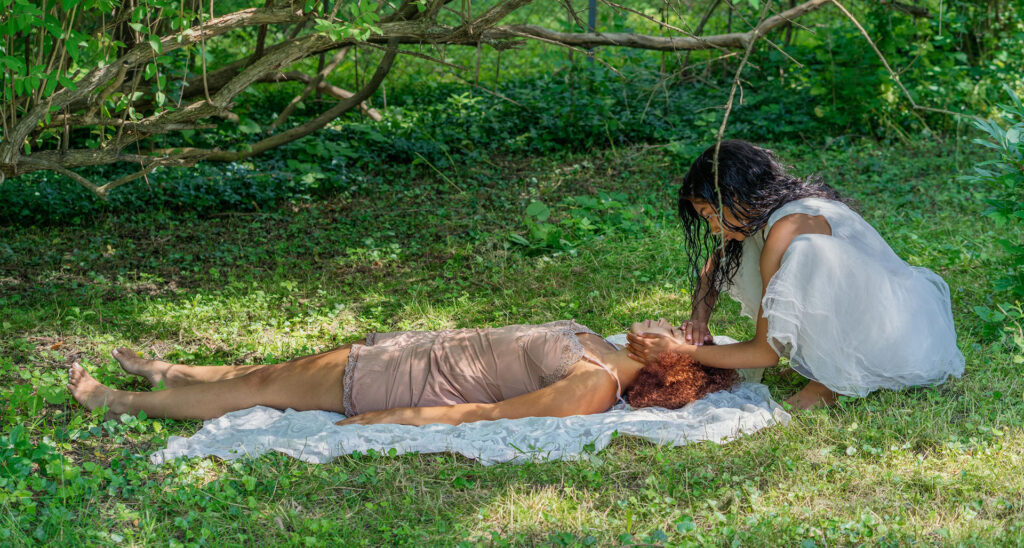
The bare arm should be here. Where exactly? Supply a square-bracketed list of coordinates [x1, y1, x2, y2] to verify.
[630, 213, 832, 369]
[682, 255, 720, 345]
[690, 213, 832, 368]
[335, 362, 618, 426]
[690, 255, 719, 324]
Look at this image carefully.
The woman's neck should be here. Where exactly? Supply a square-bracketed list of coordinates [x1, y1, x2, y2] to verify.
[575, 333, 645, 389]
[597, 347, 645, 389]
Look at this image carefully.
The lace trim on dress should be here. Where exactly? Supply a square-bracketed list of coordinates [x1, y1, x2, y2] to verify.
[537, 320, 602, 387]
[342, 344, 362, 417]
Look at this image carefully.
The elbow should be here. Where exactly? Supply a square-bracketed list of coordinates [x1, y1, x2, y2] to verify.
[758, 347, 780, 368]
[578, 397, 614, 417]
[580, 385, 619, 416]
[749, 339, 780, 368]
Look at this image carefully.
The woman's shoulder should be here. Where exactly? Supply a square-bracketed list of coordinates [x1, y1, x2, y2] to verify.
[765, 197, 860, 236]
[760, 202, 837, 270]
[767, 197, 849, 225]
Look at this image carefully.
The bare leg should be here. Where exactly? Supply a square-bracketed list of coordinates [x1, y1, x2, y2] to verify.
[113, 342, 364, 388]
[785, 380, 838, 410]
[68, 345, 351, 420]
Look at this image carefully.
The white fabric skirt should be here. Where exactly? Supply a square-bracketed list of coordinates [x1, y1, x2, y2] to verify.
[760, 234, 965, 397]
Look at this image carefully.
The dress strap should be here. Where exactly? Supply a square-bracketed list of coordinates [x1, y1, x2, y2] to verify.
[580, 352, 627, 407]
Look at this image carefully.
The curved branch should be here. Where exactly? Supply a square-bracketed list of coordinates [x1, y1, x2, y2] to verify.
[18, 157, 105, 195]
[881, 1, 932, 18]
[0, 7, 307, 168]
[262, 71, 382, 122]
[14, 150, 153, 175]
[269, 47, 351, 130]
[829, 0, 982, 122]
[481, 0, 831, 51]
[204, 40, 400, 162]
[17, 152, 186, 198]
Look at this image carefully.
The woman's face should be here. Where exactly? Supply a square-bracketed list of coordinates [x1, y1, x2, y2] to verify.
[689, 199, 746, 242]
[630, 318, 685, 340]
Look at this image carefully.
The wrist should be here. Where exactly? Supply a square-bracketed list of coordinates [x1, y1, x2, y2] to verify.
[689, 313, 710, 324]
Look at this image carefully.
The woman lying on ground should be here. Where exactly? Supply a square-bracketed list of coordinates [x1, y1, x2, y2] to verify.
[627, 140, 965, 409]
[68, 320, 739, 425]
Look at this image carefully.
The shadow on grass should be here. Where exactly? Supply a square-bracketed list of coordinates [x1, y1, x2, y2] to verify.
[1, 141, 1022, 544]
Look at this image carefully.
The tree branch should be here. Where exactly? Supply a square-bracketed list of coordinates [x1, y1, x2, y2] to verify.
[203, 40, 400, 162]
[262, 71, 383, 122]
[0, 6, 307, 168]
[483, 0, 830, 51]
[881, 0, 932, 19]
[18, 156, 105, 196]
[269, 47, 351, 131]
[829, 0, 982, 123]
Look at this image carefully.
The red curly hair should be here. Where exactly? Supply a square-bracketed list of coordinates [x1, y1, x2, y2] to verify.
[626, 349, 739, 409]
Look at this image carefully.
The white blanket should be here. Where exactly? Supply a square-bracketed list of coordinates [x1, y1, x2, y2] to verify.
[151, 335, 789, 465]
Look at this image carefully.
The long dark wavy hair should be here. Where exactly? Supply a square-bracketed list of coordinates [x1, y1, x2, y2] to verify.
[678, 140, 847, 306]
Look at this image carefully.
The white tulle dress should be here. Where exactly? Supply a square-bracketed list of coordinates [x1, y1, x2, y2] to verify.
[723, 198, 964, 397]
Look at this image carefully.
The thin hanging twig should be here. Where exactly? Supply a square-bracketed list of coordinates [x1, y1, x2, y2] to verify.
[829, 0, 984, 122]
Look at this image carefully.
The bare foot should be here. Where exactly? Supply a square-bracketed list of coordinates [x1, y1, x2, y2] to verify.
[112, 348, 171, 387]
[785, 380, 838, 410]
[67, 363, 121, 418]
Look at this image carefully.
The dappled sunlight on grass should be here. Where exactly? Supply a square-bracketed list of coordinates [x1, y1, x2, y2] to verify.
[2, 141, 1022, 543]
[472, 485, 606, 541]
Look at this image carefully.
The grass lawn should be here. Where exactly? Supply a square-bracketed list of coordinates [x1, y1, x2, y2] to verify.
[1, 139, 1022, 545]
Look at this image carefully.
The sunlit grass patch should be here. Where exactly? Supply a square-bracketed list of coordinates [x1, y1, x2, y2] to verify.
[1, 140, 1022, 544]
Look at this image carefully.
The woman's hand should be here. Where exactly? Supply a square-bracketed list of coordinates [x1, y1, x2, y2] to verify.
[680, 320, 713, 346]
[626, 331, 693, 364]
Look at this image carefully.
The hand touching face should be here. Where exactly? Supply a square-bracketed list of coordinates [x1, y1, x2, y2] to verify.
[626, 318, 691, 363]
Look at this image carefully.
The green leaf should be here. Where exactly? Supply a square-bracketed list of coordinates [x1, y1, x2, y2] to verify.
[43, 77, 58, 96]
[238, 118, 261, 134]
[65, 40, 80, 62]
[128, 22, 145, 32]
[148, 36, 161, 54]
[57, 74, 76, 91]
[155, 91, 166, 106]
[974, 306, 1005, 323]
[676, 517, 696, 533]
[525, 201, 550, 222]
[507, 233, 531, 246]
[41, 386, 67, 405]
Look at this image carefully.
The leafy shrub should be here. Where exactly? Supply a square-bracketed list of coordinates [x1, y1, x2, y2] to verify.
[758, 1, 1024, 139]
[508, 190, 650, 255]
[962, 85, 1024, 303]
[0, 67, 822, 225]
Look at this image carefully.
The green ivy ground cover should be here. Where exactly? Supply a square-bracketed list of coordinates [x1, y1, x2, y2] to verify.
[1, 140, 1022, 545]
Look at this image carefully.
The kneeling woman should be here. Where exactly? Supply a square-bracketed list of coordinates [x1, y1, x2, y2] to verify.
[68, 320, 736, 426]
